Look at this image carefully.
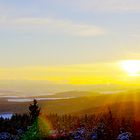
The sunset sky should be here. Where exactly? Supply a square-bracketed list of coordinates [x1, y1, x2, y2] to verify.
[0, 0, 140, 88]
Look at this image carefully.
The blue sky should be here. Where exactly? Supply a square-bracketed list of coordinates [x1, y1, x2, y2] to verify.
[0, 0, 139, 67]
[0, 0, 140, 95]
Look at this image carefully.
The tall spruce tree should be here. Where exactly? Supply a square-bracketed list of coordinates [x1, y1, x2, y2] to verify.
[29, 99, 40, 122]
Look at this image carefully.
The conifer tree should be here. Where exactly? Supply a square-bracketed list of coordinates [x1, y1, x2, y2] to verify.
[29, 99, 40, 122]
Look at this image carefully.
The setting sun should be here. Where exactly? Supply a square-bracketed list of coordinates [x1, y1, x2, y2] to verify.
[121, 60, 140, 76]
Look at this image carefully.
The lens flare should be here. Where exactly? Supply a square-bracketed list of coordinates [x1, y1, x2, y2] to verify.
[21, 114, 53, 140]
[38, 114, 53, 136]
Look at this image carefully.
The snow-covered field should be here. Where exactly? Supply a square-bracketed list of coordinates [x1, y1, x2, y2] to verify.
[0, 113, 13, 119]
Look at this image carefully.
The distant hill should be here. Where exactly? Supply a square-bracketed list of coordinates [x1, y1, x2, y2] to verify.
[35, 90, 100, 98]
[0, 90, 140, 120]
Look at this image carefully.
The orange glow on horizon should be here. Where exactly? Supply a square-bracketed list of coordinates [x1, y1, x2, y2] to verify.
[0, 61, 140, 86]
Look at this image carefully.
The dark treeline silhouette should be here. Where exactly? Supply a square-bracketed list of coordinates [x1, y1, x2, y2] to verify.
[0, 99, 140, 140]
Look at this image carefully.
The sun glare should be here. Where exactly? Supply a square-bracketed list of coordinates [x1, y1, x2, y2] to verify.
[121, 60, 140, 76]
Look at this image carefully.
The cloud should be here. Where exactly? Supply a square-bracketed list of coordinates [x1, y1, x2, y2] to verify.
[129, 34, 140, 38]
[59, 0, 140, 12]
[0, 17, 106, 36]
